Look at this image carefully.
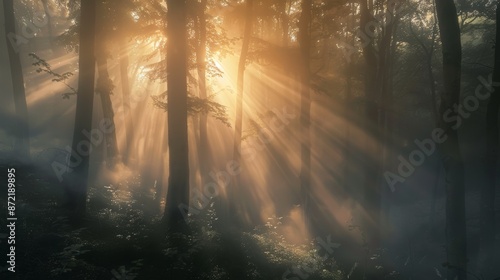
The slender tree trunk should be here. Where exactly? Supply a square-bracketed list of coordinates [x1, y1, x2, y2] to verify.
[298, 0, 312, 232]
[3, 0, 30, 160]
[357, 2, 398, 277]
[435, 1, 467, 279]
[231, 0, 253, 217]
[40, 0, 54, 49]
[66, 0, 96, 220]
[196, 0, 209, 186]
[359, 0, 381, 249]
[427, 21, 442, 238]
[342, 2, 354, 200]
[479, 1, 500, 277]
[379, 3, 398, 243]
[409, 6, 438, 120]
[164, 0, 190, 228]
[279, 0, 290, 47]
[119, 44, 134, 166]
[429, 13, 443, 237]
[96, 52, 119, 168]
[409, 6, 442, 238]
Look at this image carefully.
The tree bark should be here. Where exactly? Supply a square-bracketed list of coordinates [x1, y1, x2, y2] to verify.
[119, 45, 135, 166]
[196, 0, 209, 186]
[279, 0, 290, 47]
[3, 0, 30, 160]
[434, 0, 467, 279]
[231, 0, 253, 217]
[96, 51, 119, 168]
[409, 5, 443, 238]
[40, 0, 54, 49]
[164, 0, 190, 228]
[359, 0, 381, 250]
[379, 2, 398, 243]
[66, 0, 96, 220]
[342, 2, 355, 202]
[298, 0, 312, 232]
[479, 1, 500, 277]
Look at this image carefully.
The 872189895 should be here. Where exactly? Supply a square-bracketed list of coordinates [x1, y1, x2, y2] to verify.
[7, 168, 16, 217]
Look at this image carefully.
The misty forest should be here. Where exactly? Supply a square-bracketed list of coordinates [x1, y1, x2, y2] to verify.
[0, 0, 499, 279]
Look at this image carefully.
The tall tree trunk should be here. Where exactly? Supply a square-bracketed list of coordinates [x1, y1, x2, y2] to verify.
[359, 0, 381, 249]
[479, 1, 500, 277]
[120, 44, 134, 166]
[231, 0, 253, 217]
[3, 0, 30, 160]
[196, 0, 209, 186]
[342, 2, 355, 201]
[66, 0, 96, 220]
[434, 1, 467, 279]
[40, 0, 54, 50]
[357, 1, 398, 277]
[279, 0, 290, 47]
[298, 0, 312, 232]
[428, 17, 442, 239]
[96, 51, 119, 168]
[409, 6, 442, 238]
[164, 0, 190, 228]
[379, 2, 398, 243]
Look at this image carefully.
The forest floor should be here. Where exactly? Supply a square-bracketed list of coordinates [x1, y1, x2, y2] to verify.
[0, 162, 345, 280]
[1, 160, 499, 280]
[387, 182, 500, 280]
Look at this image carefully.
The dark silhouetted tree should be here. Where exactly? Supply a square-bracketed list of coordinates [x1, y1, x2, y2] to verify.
[195, 0, 209, 186]
[435, 0, 467, 279]
[95, 7, 119, 168]
[231, 0, 253, 218]
[479, 0, 500, 277]
[66, 0, 96, 220]
[3, 0, 30, 160]
[298, 0, 312, 232]
[164, 0, 190, 228]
